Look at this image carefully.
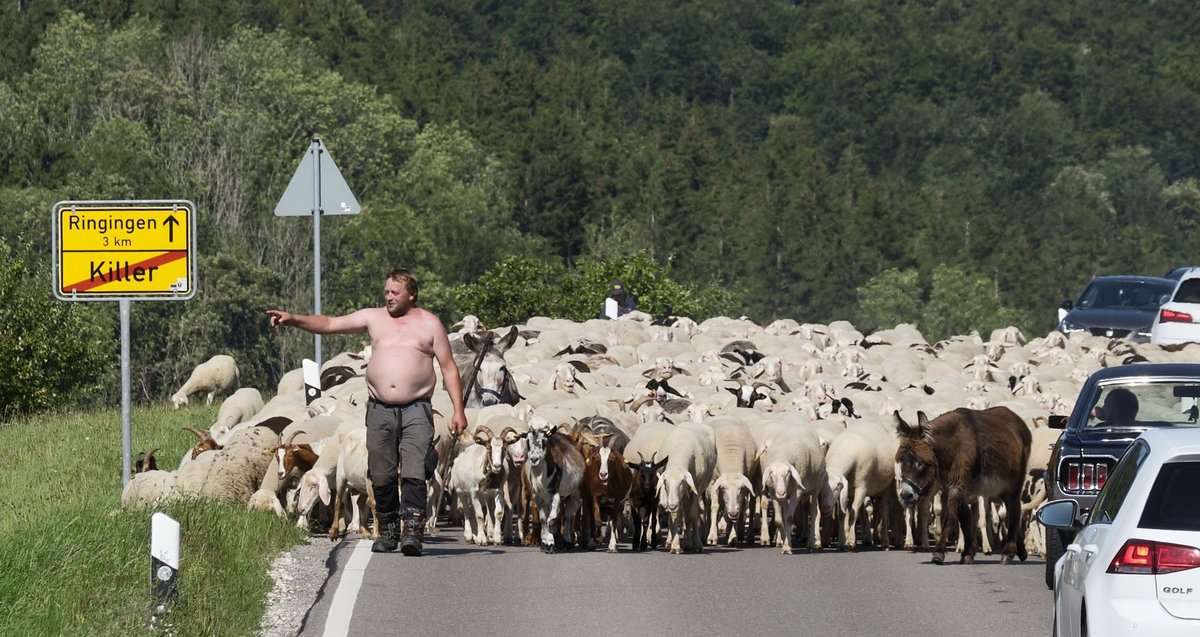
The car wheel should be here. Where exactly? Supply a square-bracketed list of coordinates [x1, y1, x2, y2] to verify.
[1045, 527, 1065, 590]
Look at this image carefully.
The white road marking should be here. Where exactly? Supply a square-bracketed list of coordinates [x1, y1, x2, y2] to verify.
[322, 540, 373, 637]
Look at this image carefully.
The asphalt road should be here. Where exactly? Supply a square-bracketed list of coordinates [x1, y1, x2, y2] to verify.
[297, 528, 1053, 637]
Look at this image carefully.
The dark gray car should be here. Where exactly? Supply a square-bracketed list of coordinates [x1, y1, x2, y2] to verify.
[1056, 275, 1175, 341]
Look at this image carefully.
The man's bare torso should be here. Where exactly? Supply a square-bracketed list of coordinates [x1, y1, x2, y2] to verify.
[363, 306, 440, 404]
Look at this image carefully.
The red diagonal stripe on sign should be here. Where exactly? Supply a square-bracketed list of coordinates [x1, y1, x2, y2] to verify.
[62, 251, 188, 293]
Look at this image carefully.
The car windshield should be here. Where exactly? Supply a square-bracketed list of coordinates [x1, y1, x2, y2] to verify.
[1086, 380, 1200, 429]
[1076, 279, 1171, 310]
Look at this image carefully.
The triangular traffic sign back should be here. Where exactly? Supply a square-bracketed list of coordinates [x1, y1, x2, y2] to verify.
[274, 138, 360, 216]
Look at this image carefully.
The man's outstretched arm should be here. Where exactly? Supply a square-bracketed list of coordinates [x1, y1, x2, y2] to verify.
[266, 309, 370, 335]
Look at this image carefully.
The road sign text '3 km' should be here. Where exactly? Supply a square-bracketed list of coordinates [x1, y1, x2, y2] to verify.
[53, 201, 196, 301]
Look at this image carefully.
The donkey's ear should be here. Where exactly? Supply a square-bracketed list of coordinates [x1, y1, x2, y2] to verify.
[499, 326, 519, 351]
[463, 332, 481, 353]
[916, 411, 935, 437]
[894, 410, 917, 436]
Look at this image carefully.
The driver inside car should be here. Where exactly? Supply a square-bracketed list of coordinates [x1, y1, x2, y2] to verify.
[1094, 388, 1139, 427]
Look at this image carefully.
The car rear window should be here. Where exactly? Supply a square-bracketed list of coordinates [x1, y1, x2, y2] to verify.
[1139, 461, 1200, 532]
[1173, 279, 1200, 304]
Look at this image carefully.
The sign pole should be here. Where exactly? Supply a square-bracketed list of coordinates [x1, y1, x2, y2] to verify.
[120, 299, 132, 486]
[312, 139, 323, 365]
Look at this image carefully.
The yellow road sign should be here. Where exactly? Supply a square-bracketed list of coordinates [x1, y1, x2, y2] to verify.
[53, 201, 196, 301]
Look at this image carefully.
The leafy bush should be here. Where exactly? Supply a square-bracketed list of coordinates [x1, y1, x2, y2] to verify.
[0, 238, 112, 417]
[455, 252, 736, 326]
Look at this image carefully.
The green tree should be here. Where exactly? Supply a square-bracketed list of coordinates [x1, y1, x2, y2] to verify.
[922, 265, 1026, 342]
[0, 238, 112, 417]
[855, 268, 922, 334]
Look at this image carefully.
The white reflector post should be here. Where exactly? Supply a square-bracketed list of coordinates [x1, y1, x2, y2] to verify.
[151, 512, 180, 612]
[303, 358, 321, 405]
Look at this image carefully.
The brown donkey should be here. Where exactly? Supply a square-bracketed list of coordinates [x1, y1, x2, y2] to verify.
[894, 407, 1031, 565]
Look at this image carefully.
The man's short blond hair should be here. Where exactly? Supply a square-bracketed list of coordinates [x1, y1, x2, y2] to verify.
[387, 267, 419, 302]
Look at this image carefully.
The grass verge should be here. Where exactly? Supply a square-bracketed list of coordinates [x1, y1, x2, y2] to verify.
[0, 404, 308, 636]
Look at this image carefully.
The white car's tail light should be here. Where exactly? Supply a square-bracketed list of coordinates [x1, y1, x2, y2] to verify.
[1108, 539, 1200, 575]
[1159, 308, 1194, 323]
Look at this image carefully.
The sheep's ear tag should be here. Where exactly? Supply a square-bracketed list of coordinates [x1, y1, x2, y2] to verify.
[303, 358, 321, 405]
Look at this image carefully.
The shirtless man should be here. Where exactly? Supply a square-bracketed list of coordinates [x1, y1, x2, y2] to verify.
[266, 267, 466, 555]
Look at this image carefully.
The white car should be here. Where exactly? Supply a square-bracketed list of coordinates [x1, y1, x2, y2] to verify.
[1151, 268, 1200, 345]
[1039, 428, 1200, 637]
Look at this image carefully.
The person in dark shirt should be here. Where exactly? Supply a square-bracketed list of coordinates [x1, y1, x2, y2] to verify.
[599, 279, 637, 319]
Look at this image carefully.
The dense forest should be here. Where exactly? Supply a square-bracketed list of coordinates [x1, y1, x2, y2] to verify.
[3, 0, 1199, 414]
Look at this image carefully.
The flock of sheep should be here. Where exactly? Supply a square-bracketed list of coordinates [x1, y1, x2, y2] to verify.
[121, 312, 1200, 557]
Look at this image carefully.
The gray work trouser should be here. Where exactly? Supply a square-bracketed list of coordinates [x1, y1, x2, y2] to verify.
[365, 396, 433, 517]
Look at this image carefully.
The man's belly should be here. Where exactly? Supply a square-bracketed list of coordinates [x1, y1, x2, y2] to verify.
[366, 356, 436, 405]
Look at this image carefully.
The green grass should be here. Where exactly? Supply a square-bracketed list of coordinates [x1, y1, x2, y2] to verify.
[0, 404, 308, 636]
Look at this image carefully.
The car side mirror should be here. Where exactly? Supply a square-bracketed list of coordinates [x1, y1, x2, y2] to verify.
[1047, 415, 1068, 430]
[1036, 499, 1080, 530]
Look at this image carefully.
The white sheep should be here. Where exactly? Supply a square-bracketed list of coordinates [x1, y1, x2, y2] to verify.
[121, 470, 178, 507]
[170, 354, 239, 409]
[705, 417, 758, 546]
[655, 422, 717, 554]
[824, 422, 899, 551]
[209, 387, 265, 439]
[325, 426, 378, 541]
[759, 426, 829, 554]
[174, 425, 278, 503]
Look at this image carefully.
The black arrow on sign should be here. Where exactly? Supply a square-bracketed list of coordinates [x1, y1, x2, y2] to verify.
[163, 215, 179, 243]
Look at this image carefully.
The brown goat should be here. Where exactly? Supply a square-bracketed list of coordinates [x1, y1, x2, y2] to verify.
[581, 442, 633, 553]
[134, 448, 159, 473]
[894, 407, 1031, 565]
[183, 427, 222, 459]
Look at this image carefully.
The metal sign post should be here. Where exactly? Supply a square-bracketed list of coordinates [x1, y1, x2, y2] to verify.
[274, 137, 360, 365]
[51, 200, 197, 487]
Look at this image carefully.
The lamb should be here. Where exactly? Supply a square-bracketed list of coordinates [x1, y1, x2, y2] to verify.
[170, 354, 239, 409]
[706, 417, 758, 546]
[325, 426, 378, 541]
[655, 422, 718, 554]
[759, 426, 829, 554]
